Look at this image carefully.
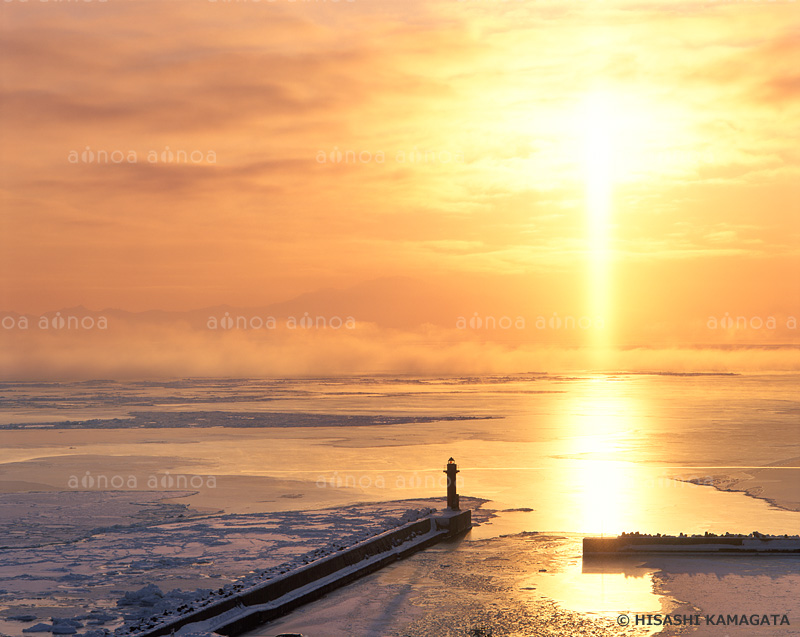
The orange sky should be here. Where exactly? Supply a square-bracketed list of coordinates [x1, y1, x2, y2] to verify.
[1, 0, 798, 376]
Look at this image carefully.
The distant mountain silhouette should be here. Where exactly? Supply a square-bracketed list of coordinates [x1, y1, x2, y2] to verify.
[9, 277, 469, 330]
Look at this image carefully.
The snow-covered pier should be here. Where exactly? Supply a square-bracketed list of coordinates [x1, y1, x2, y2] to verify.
[124, 459, 472, 637]
[129, 509, 471, 637]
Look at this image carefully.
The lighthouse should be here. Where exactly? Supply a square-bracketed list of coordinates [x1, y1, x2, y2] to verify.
[444, 457, 460, 510]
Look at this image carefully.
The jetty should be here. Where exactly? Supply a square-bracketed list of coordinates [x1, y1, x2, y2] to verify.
[125, 458, 472, 637]
[583, 531, 800, 556]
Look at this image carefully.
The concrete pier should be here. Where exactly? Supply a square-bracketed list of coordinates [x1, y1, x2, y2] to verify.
[128, 510, 471, 637]
[129, 459, 472, 637]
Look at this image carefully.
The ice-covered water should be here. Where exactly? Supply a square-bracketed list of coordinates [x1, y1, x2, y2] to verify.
[0, 373, 798, 636]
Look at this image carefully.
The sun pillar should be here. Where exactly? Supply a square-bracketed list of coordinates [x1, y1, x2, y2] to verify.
[582, 92, 614, 367]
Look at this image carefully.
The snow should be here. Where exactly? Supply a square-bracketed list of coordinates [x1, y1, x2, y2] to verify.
[166, 518, 446, 637]
[648, 554, 800, 636]
[0, 489, 483, 637]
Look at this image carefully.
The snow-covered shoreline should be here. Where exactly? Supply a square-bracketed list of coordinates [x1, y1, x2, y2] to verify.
[677, 456, 800, 514]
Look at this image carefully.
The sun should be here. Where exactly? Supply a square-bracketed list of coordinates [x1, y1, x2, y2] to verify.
[578, 87, 684, 182]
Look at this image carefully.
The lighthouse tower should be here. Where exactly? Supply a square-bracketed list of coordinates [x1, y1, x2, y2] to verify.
[444, 457, 460, 511]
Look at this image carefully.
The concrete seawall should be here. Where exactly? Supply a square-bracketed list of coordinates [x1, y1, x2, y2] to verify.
[130, 509, 471, 637]
[583, 534, 800, 555]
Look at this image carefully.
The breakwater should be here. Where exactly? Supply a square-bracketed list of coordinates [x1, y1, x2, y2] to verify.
[130, 509, 472, 637]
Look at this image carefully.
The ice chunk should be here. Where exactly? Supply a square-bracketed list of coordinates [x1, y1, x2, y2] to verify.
[22, 625, 53, 633]
[117, 584, 163, 608]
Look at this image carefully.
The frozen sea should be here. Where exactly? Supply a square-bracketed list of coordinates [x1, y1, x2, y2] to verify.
[0, 373, 798, 636]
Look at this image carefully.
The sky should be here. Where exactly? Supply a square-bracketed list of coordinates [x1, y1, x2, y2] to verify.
[1, 0, 798, 377]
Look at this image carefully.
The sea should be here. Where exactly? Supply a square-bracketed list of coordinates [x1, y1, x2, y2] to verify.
[1, 372, 798, 636]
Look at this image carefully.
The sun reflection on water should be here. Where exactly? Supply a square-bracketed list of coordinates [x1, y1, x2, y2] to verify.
[522, 557, 665, 636]
[558, 379, 648, 533]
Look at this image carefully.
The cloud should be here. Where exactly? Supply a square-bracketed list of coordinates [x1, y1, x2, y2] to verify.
[0, 0, 797, 350]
